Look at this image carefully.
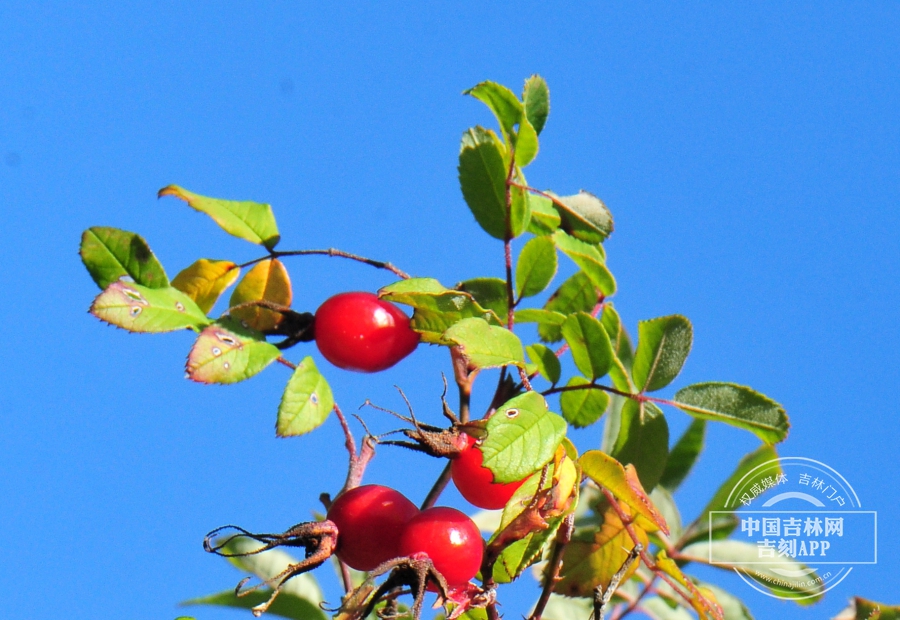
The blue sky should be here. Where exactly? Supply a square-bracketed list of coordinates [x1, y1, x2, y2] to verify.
[1, 3, 898, 619]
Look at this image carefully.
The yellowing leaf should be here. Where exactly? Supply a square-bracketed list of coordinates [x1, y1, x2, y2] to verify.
[579, 450, 668, 534]
[655, 550, 723, 620]
[229, 259, 292, 332]
[172, 259, 240, 313]
[555, 505, 647, 597]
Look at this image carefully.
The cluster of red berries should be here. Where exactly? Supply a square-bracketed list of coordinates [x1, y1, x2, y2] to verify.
[326, 485, 483, 587]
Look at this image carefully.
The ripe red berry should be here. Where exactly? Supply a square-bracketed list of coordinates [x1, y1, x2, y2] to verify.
[314, 292, 419, 373]
[326, 485, 419, 571]
[451, 434, 527, 510]
[398, 507, 484, 587]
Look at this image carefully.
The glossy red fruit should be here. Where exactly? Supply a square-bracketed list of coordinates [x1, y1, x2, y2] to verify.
[314, 292, 419, 373]
[326, 484, 419, 571]
[398, 507, 484, 587]
[451, 434, 526, 510]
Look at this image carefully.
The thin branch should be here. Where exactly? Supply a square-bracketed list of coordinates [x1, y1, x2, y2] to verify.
[238, 248, 410, 279]
[276, 356, 297, 370]
[420, 461, 453, 511]
[530, 513, 575, 620]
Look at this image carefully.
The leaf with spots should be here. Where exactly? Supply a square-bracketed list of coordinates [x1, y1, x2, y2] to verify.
[276, 357, 335, 437]
[80, 227, 169, 290]
[171, 259, 241, 314]
[90, 282, 210, 333]
[159, 185, 281, 250]
[186, 318, 281, 384]
[481, 391, 567, 484]
[229, 259, 292, 333]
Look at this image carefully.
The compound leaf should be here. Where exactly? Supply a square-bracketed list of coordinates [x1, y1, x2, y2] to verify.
[159, 185, 280, 250]
[672, 383, 789, 444]
[276, 357, 335, 437]
[80, 226, 169, 289]
[481, 392, 566, 483]
[186, 318, 281, 384]
[90, 281, 210, 333]
[633, 315, 693, 392]
[171, 259, 240, 313]
[229, 259, 292, 333]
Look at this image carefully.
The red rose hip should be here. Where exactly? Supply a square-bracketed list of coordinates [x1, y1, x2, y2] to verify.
[451, 434, 526, 510]
[326, 484, 419, 571]
[398, 506, 483, 587]
[314, 292, 419, 372]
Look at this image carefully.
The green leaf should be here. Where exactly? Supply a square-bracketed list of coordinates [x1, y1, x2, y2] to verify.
[523, 75, 550, 135]
[526, 193, 561, 235]
[379, 278, 502, 343]
[171, 259, 240, 314]
[465, 81, 524, 143]
[481, 392, 567, 483]
[90, 282, 210, 333]
[159, 185, 280, 250]
[559, 377, 609, 428]
[516, 236, 557, 299]
[680, 540, 824, 602]
[186, 318, 281, 384]
[681, 445, 779, 546]
[600, 304, 635, 391]
[539, 271, 599, 342]
[183, 590, 325, 620]
[672, 383, 789, 444]
[443, 317, 525, 370]
[551, 190, 614, 243]
[514, 116, 539, 167]
[633, 315, 693, 392]
[659, 419, 706, 491]
[80, 227, 169, 289]
[459, 127, 522, 240]
[552, 230, 616, 296]
[611, 400, 669, 492]
[457, 277, 508, 319]
[276, 357, 334, 437]
[514, 308, 566, 327]
[526, 343, 561, 385]
[561, 312, 614, 380]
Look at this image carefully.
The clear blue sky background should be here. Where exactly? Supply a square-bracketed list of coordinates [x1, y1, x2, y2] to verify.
[1, 3, 898, 619]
